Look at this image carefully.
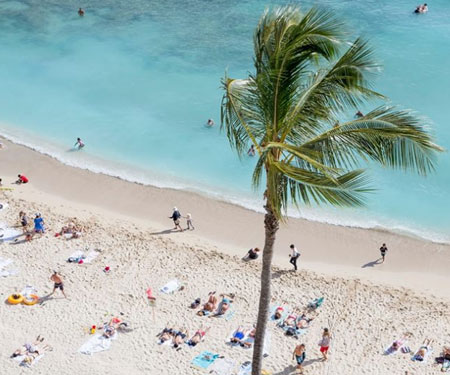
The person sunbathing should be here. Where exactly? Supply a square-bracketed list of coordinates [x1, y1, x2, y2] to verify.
[414, 339, 433, 361]
[280, 312, 298, 328]
[102, 317, 126, 338]
[241, 328, 256, 348]
[187, 327, 210, 347]
[157, 327, 175, 344]
[295, 311, 316, 329]
[274, 306, 284, 320]
[11, 336, 44, 358]
[197, 292, 217, 316]
[215, 293, 234, 315]
[230, 326, 248, 344]
[444, 346, 450, 360]
[173, 329, 188, 348]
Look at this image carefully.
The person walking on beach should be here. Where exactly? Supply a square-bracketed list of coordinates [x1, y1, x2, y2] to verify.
[289, 244, 300, 271]
[49, 272, 67, 298]
[169, 207, 183, 232]
[74, 137, 85, 149]
[380, 243, 388, 263]
[293, 343, 306, 373]
[243, 247, 260, 261]
[318, 328, 332, 360]
[34, 213, 45, 233]
[185, 213, 194, 230]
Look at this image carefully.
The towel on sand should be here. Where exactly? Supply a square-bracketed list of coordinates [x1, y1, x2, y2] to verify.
[68, 250, 99, 264]
[12, 354, 44, 367]
[209, 358, 236, 375]
[0, 257, 18, 277]
[191, 351, 219, 369]
[0, 222, 21, 242]
[79, 333, 117, 355]
[160, 279, 182, 294]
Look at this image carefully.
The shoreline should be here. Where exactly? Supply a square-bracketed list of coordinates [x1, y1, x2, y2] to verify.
[1, 128, 448, 245]
[1, 136, 450, 300]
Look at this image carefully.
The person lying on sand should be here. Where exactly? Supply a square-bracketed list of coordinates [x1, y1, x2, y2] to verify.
[102, 317, 128, 338]
[173, 329, 188, 348]
[187, 326, 210, 347]
[280, 311, 298, 328]
[413, 339, 433, 361]
[241, 327, 256, 348]
[56, 222, 82, 238]
[295, 310, 317, 329]
[157, 328, 175, 344]
[230, 326, 249, 344]
[11, 335, 52, 365]
[273, 306, 285, 320]
[197, 292, 217, 316]
[214, 293, 234, 316]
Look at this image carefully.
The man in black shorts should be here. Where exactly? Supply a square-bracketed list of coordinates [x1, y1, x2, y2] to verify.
[50, 272, 67, 298]
[380, 243, 388, 263]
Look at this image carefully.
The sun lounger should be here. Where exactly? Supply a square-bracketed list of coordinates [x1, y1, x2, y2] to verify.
[191, 351, 219, 369]
[160, 279, 182, 294]
[79, 332, 117, 355]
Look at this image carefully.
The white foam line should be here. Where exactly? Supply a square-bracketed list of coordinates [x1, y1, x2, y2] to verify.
[1, 125, 449, 245]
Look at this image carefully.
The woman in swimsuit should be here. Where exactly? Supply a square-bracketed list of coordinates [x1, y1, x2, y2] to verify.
[216, 293, 234, 315]
[187, 327, 210, 346]
[157, 328, 174, 344]
[414, 339, 433, 361]
[197, 292, 217, 316]
[173, 329, 188, 348]
[281, 312, 298, 328]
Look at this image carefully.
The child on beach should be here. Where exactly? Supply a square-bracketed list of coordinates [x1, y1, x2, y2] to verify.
[19, 211, 29, 233]
[74, 138, 85, 149]
[185, 213, 194, 230]
[34, 213, 45, 233]
[318, 328, 332, 360]
[16, 174, 29, 184]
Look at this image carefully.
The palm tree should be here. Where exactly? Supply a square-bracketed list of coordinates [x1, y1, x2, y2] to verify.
[221, 6, 442, 375]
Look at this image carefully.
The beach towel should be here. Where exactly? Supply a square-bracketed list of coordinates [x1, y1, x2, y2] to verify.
[213, 303, 235, 321]
[268, 304, 286, 321]
[79, 332, 117, 355]
[191, 351, 219, 369]
[12, 354, 44, 367]
[83, 250, 100, 263]
[210, 358, 236, 375]
[308, 297, 324, 309]
[160, 279, 182, 294]
[238, 361, 252, 375]
[412, 346, 433, 363]
[0, 222, 21, 242]
[0, 257, 18, 277]
[442, 359, 450, 372]
[0, 202, 8, 210]
[67, 250, 84, 262]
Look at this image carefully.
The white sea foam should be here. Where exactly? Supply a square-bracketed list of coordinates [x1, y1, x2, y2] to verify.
[1, 125, 448, 245]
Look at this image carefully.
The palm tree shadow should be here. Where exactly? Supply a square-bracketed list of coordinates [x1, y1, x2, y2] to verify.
[362, 258, 383, 268]
[271, 269, 292, 279]
[272, 365, 297, 375]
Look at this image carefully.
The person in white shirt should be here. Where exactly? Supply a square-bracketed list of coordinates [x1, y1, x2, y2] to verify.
[289, 244, 300, 271]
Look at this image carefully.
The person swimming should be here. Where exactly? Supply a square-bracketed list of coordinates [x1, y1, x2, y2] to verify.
[78, 8, 85, 16]
[206, 119, 215, 127]
[414, 3, 428, 13]
[247, 145, 256, 156]
[74, 137, 85, 149]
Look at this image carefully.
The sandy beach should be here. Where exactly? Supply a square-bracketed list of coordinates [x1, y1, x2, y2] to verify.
[1, 137, 449, 375]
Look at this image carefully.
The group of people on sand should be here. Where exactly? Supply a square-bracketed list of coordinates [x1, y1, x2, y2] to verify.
[17, 211, 45, 241]
[158, 326, 210, 348]
[169, 207, 194, 231]
[193, 291, 234, 317]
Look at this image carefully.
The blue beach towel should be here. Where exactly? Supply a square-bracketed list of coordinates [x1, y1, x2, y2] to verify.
[191, 351, 219, 369]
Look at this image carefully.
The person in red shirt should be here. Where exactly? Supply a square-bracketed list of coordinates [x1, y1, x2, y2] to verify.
[16, 174, 29, 184]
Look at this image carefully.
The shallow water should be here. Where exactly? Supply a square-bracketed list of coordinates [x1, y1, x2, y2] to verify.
[0, 0, 449, 241]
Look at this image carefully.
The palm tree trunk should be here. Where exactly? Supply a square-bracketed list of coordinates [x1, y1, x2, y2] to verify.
[251, 202, 280, 375]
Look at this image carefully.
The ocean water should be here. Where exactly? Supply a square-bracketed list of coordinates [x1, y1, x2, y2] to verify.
[0, 0, 449, 242]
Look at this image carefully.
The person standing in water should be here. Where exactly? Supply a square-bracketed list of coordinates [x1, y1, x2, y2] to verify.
[78, 8, 85, 16]
[380, 243, 388, 263]
[74, 137, 85, 149]
[49, 272, 67, 298]
[206, 119, 215, 127]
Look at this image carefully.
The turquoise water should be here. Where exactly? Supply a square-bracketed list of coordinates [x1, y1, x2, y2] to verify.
[0, 0, 449, 241]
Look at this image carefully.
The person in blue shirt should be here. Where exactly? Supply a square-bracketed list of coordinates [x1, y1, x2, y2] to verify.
[34, 213, 45, 233]
[169, 207, 183, 232]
